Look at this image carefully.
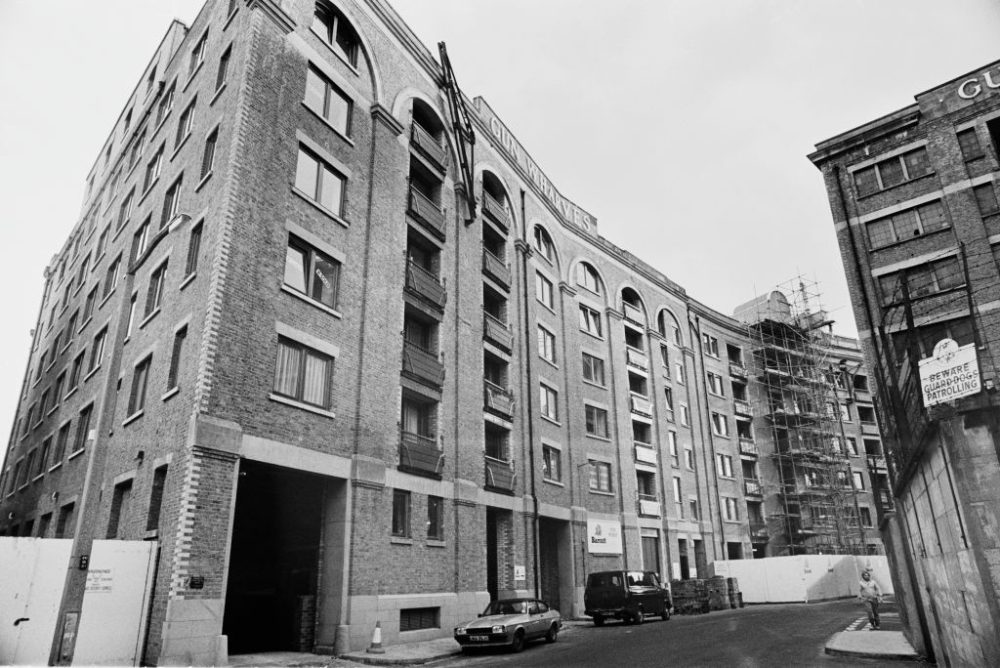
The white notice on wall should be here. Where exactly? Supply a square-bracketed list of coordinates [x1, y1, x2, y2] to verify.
[85, 568, 112, 593]
[587, 519, 623, 555]
[514, 565, 526, 582]
[919, 339, 981, 407]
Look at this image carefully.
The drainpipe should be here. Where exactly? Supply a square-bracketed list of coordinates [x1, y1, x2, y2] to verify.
[516, 189, 541, 598]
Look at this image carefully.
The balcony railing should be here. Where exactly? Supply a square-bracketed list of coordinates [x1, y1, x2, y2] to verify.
[622, 301, 646, 326]
[867, 455, 887, 471]
[485, 456, 516, 493]
[484, 381, 514, 418]
[481, 193, 510, 231]
[743, 479, 763, 496]
[749, 521, 768, 539]
[861, 421, 880, 435]
[638, 495, 660, 517]
[410, 121, 447, 169]
[626, 347, 648, 371]
[738, 437, 758, 456]
[402, 340, 445, 387]
[877, 489, 896, 514]
[482, 249, 511, 287]
[483, 313, 513, 352]
[634, 444, 657, 465]
[729, 362, 748, 378]
[408, 186, 446, 239]
[399, 431, 444, 477]
[733, 399, 752, 417]
[630, 394, 653, 417]
[405, 260, 446, 310]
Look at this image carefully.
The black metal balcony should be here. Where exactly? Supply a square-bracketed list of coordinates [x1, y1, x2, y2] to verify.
[729, 362, 748, 378]
[622, 301, 645, 327]
[733, 399, 752, 417]
[637, 494, 660, 517]
[630, 394, 653, 417]
[749, 522, 769, 540]
[484, 380, 514, 418]
[399, 431, 444, 477]
[481, 193, 510, 231]
[408, 186, 445, 239]
[743, 479, 763, 497]
[482, 249, 511, 287]
[405, 260, 446, 311]
[485, 456, 516, 493]
[402, 340, 445, 387]
[626, 347, 648, 371]
[483, 313, 513, 352]
[738, 437, 758, 456]
[410, 121, 447, 170]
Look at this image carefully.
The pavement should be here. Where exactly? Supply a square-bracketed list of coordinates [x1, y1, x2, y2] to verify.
[229, 612, 921, 666]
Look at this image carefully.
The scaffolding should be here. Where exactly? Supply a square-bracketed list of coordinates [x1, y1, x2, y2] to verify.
[741, 278, 868, 555]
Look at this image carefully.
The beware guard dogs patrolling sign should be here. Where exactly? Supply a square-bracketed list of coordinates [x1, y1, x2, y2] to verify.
[919, 339, 981, 407]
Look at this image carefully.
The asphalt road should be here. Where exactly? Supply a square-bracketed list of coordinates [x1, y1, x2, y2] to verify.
[433, 599, 892, 667]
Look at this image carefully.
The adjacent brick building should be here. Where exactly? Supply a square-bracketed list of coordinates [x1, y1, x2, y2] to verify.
[810, 61, 1000, 666]
[0, 0, 883, 663]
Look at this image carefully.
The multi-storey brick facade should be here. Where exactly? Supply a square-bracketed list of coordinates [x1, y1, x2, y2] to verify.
[0, 0, 882, 663]
[810, 61, 1000, 666]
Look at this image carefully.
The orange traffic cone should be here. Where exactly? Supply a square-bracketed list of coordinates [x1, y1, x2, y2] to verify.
[366, 620, 385, 654]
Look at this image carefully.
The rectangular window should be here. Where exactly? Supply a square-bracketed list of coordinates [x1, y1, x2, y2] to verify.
[664, 387, 674, 415]
[125, 293, 138, 339]
[542, 445, 562, 482]
[680, 404, 690, 426]
[273, 336, 334, 409]
[313, 3, 359, 66]
[216, 45, 232, 91]
[974, 183, 999, 218]
[672, 476, 681, 503]
[107, 479, 133, 539]
[69, 352, 85, 392]
[702, 333, 719, 357]
[176, 100, 196, 148]
[117, 189, 135, 230]
[716, 454, 734, 478]
[857, 405, 876, 424]
[589, 461, 612, 492]
[201, 129, 219, 181]
[185, 221, 203, 276]
[853, 471, 865, 490]
[96, 224, 111, 259]
[131, 218, 150, 264]
[161, 176, 182, 228]
[52, 373, 65, 409]
[684, 447, 694, 469]
[128, 130, 146, 171]
[706, 371, 725, 396]
[659, 344, 669, 367]
[399, 608, 439, 632]
[155, 83, 175, 126]
[668, 431, 679, 467]
[723, 497, 739, 521]
[957, 128, 984, 161]
[847, 437, 860, 456]
[582, 352, 605, 385]
[860, 507, 873, 528]
[88, 328, 107, 373]
[56, 502, 75, 539]
[427, 495, 444, 540]
[284, 235, 340, 308]
[305, 65, 352, 136]
[103, 255, 121, 299]
[711, 411, 729, 437]
[675, 362, 685, 384]
[128, 356, 152, 416]
[167, 326, 188, 390]
[853, 147, 930, 196]
[144, 262, 168, 317]
[392, 490, 410, 537]
[73, 404, 93, 454]
[539, 383, 558, 420]
[146, 465, 168, 532]
[535, 272, 553, 309]
[189, 32, 208, 75]
[866, 200, 948, 249]
[579, 304, 602, 337]
[53, 422, 71, 465]
[537, 325, 556, 364]
[143, 144, 164, 192]
[294, 145, 345, 214]
[585, 404, 609, 438]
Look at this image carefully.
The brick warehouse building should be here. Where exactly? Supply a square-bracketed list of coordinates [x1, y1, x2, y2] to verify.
[809, 61, 1000, 666]
[0, 0, 884, 663]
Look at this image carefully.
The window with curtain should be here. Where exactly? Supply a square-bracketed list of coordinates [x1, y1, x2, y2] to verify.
[273, 336, 333, 409]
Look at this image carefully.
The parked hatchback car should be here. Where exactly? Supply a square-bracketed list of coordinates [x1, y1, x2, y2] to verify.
[454, 598, 561, 652]
[584, 570, 672, 625]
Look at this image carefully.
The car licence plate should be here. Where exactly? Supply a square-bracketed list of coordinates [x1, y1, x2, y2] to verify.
[470, 635, 490, 642]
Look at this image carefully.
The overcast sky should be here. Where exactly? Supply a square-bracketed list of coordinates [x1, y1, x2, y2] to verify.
[1, 0, 999, 450]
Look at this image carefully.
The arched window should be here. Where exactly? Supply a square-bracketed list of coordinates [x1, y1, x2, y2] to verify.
[658, 309, 682, 346]
[576, 262, 601, 294]
[481, 172, 512, 231]
[313, 2, 361, 68]
[533, 225, 554, 263]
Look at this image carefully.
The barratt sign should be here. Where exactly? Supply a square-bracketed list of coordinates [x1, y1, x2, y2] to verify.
[918, 338, 981, 407]
[474, 97, 597, 233]
[586, 518, 623, 555]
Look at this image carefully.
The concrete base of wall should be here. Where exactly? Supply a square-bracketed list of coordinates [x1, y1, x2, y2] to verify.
[158, 598, 225, 666]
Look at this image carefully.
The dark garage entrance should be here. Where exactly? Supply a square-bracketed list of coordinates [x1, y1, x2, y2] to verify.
[223, 460, 325, 653]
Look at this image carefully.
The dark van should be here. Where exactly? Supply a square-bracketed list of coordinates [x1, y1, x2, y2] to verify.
[584, 570, 672, 625]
